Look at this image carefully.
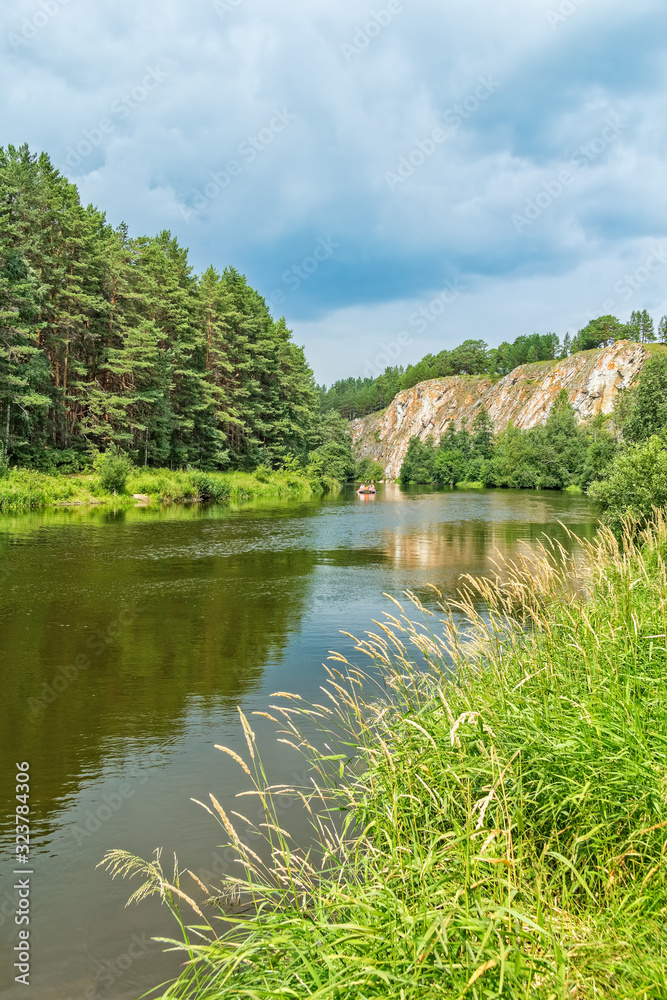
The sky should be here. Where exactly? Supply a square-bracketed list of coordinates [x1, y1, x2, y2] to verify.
[2, 0, 667, 383]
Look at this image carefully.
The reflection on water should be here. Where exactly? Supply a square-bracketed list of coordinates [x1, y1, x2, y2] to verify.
[0, 486, 599, 999]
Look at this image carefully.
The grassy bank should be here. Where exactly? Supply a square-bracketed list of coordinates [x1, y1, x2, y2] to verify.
[0, 465, 327, 512]
[104, 514, 667, 998]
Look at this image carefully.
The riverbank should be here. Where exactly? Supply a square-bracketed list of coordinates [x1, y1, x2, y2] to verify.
[106, 511, 667, 998]
[0, 465, 330, 512]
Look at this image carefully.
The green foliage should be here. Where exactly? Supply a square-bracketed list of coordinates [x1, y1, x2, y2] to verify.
[398, 399, 618, 493]
[94, 446, 133, 494]
[0, 145, 320, 474]
[570, 314, 625, 352]
[618, 354, 667, 443]
[588, 435, 667, 532]
[105, 514, 667, 998]
[308, 410, 356, 482]
[625, 308, 656, 344]
[354, 456, 384, 481]
[434, 445, 467, 486]
[472, 405, 494, 457]
[580, 414, 618, 488]
[308, 441, 356, 482]
[490, 331, 560, 375]
[484, 395, 604, 490]
[398, 435, 438, 484]
[0, 468, 90, 510]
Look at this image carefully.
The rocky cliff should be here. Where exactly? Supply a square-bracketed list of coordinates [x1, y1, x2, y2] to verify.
[350, 341, 654, 480]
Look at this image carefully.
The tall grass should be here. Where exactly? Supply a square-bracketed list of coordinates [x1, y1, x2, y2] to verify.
[0, 465, 321, 512]
[0, 468, 94, 511]
[102, 514, 667, 998]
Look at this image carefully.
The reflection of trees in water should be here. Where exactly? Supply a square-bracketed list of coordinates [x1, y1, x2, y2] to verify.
[0, 523, 317, 834]
[382, 518, 598, 577]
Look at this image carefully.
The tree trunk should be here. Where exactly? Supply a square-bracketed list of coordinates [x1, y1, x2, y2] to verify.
[4, 402, 10, 461]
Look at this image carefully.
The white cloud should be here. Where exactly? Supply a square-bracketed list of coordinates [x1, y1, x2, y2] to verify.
[1, 0, 666, 381]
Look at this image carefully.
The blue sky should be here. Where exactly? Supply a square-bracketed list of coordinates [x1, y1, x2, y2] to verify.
[2, 0, 666, 382]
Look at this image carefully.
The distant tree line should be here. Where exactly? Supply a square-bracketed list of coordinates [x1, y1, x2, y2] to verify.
[399, 395, 615, 491]
[0, 144, 335, 473]
[320, 312, 666, 420]
[397, 353, 667, 527]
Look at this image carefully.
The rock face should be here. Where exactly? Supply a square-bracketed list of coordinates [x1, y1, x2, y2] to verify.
[350, 341, 649, 480]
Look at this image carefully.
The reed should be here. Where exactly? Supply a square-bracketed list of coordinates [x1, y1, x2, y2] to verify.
[103, 513, 667, 998]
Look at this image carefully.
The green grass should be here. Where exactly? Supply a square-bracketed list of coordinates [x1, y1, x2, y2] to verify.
[0, 465, 322, 512]
[0, 467, 96, 511]
[103, 515, 667, 998]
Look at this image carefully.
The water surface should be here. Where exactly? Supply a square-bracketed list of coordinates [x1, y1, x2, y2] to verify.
[0, 486, 598, 999]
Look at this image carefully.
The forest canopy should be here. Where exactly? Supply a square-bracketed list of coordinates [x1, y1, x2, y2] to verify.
[0, 144, 322, 472]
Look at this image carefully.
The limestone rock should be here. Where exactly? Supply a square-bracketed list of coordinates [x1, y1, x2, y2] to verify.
[350, 341, 649, 480]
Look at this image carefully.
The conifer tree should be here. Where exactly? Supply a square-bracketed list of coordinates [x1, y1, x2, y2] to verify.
[0, 144, 321, 470]
[639, 309, 656, 343]
[472, 407, 494, 458]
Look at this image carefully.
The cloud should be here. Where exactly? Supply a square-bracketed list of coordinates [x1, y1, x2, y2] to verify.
[1, 0, 666, 381]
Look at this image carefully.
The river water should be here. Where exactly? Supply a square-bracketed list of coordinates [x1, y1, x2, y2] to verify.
[0, 485, 598, 999]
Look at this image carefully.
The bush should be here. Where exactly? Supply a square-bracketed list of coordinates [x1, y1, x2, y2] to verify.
[254, 464, 272, 483]
[355, 457, 384, 482]
[188, 471, 231, 503]
[399, 435, 437, 483]
[95, 446, 133, 494]
[588, 434, 667, 532]
[309, 442, 355, 482]
[620, 354, 667, 442]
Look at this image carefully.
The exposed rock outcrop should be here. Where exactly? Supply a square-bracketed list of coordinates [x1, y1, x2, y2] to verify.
[350, 341, 651, 480]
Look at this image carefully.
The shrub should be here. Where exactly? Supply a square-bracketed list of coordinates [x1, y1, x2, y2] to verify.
[355, 457, 384, 481]
[399, 435, 437, 483]
[95, 446, 133, 494]
[588, 434, 667, 532]
[189, 471, 231, 503]
[254, 464, 272, 483]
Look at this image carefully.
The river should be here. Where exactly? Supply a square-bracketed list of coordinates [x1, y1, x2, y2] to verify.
[0, 485, 598, 999]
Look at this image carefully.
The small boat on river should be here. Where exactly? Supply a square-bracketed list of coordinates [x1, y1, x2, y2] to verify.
[356, 483, 377, 495]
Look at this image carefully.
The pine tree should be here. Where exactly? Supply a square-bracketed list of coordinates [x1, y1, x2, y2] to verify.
[622, 356, 667, 442]
[0, 145, 321, 471]
[560, 333, 572, 358]
[472, 407, 494, 458]
[639, 309, 656, 343]
[0, 145, 52, 460]
[626, 310, 642, 343]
